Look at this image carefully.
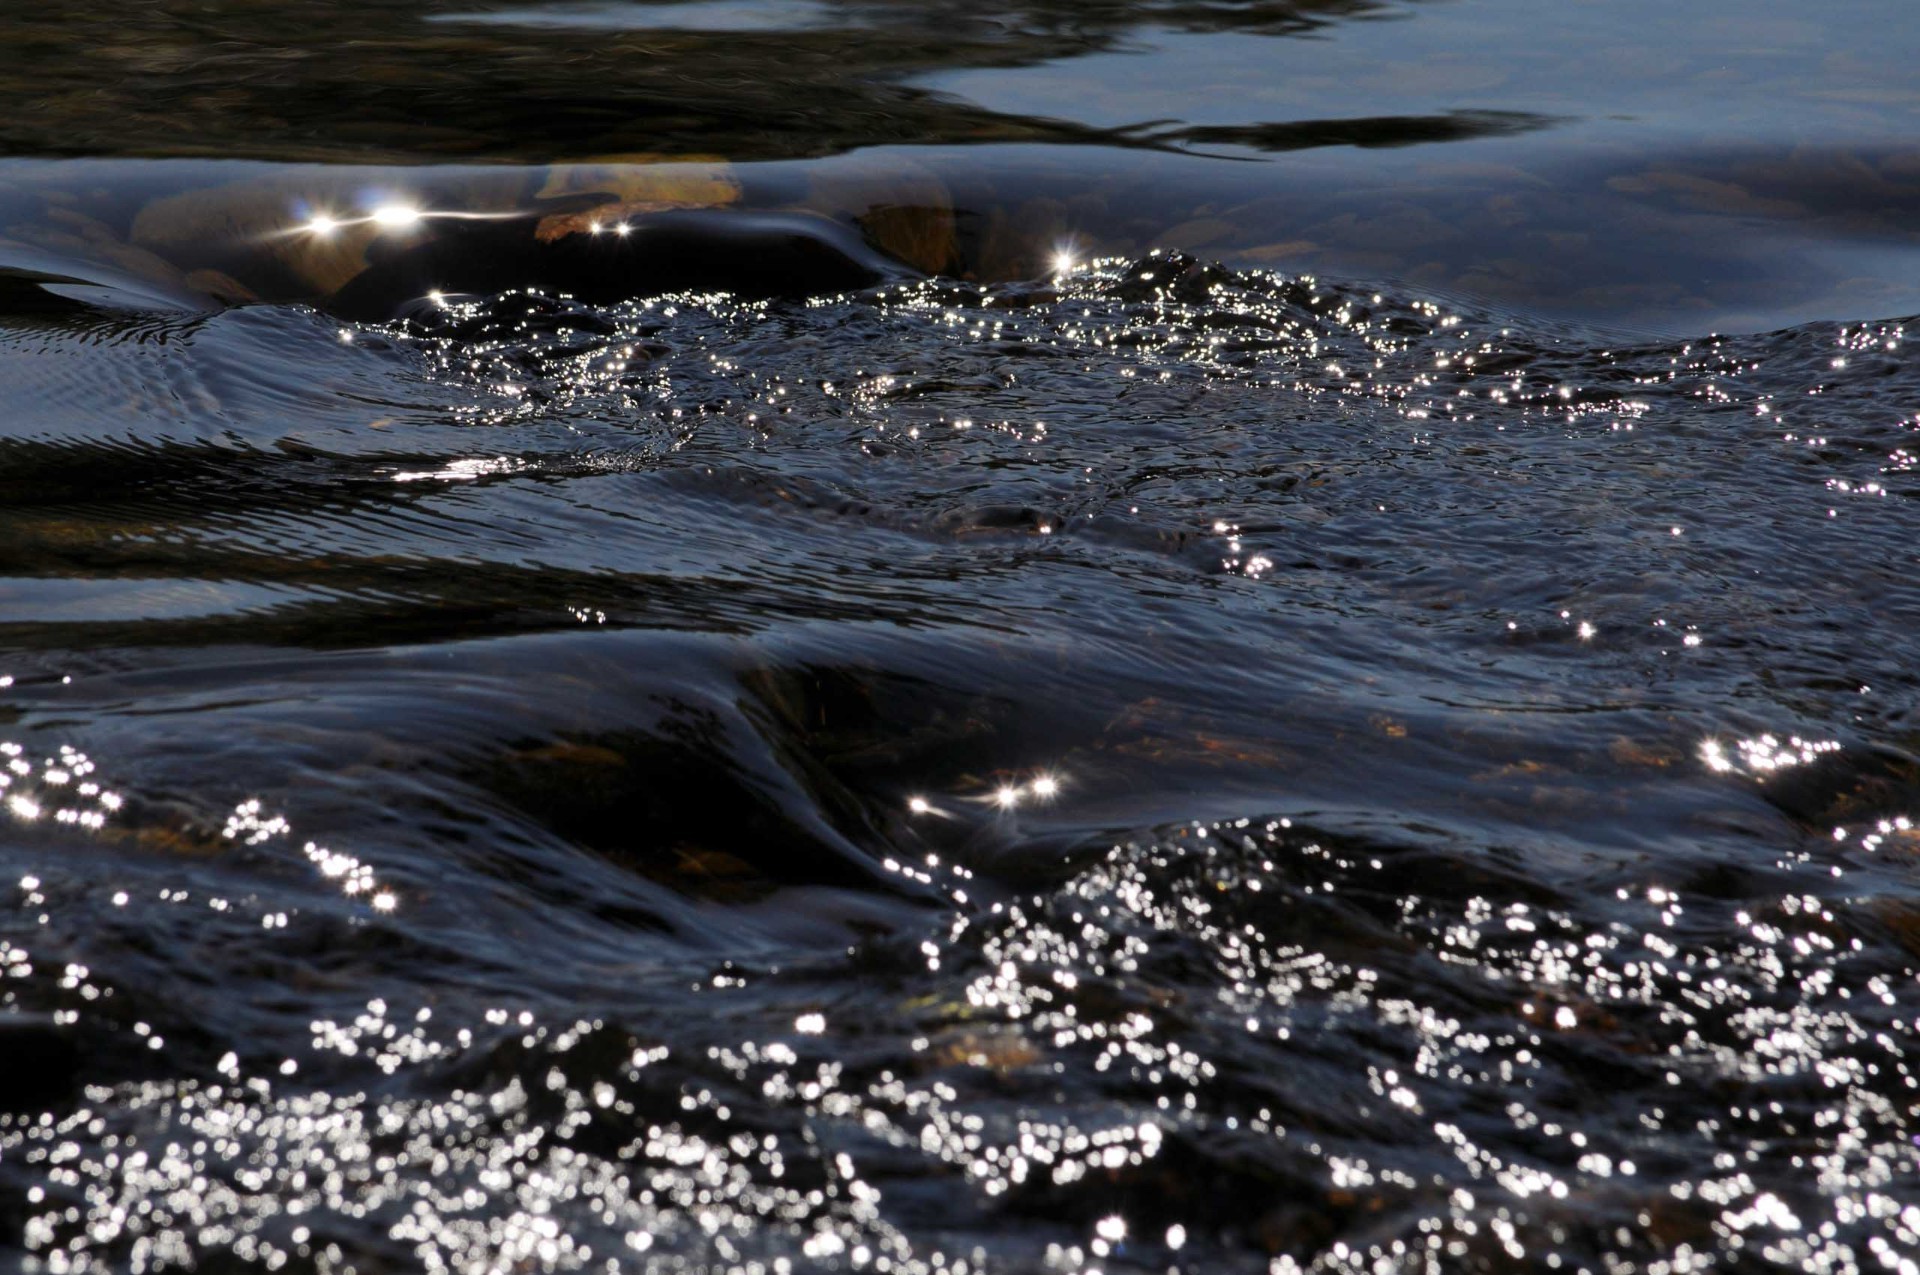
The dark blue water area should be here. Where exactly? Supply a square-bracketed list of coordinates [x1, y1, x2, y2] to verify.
[0, 3, 1918, 1274]
[909, 0, 1920, 331]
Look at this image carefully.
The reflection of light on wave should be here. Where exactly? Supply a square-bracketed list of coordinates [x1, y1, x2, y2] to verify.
[906, 768, 1066, 819]
[391, 456, 533, 484]
[295, 203, 424, 237]
[1700, 733, 1840, 775]
[1050, 235, 1087, 278]
[0, 741, 119, 831]
[285, 200, 529, 240]
[1701, 733, 1920, 857]
[0, 739, 392, 907]
[224, 799, 396, 912]
[369, 203, 422, 229]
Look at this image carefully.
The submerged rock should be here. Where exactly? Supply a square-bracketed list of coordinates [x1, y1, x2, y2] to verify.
[5, 161, 925, 320]
[327, 208, 920, 320]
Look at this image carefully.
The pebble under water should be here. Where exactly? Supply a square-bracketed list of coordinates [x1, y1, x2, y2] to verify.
[1, 253, 1918, 1275]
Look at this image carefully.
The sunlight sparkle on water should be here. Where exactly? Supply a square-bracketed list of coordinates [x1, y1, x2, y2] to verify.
[298, 201, 447, 237]
[11, 222, 1920, 1275]
[913, 769, 1069, 817]
[370, 202, 423, 229]
[1701, 733, 1841, 776]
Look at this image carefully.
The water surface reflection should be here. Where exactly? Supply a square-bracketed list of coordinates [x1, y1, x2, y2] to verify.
[2, 1, 1919, 1271]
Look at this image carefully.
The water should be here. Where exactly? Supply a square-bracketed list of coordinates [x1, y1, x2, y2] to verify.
[2, 3, 1919, 1273]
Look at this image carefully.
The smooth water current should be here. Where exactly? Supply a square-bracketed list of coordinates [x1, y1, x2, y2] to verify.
[1, 3, 1919, 1273]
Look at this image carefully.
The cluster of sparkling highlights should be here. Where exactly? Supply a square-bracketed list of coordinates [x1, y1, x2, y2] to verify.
[222, 798, 397, 913]
[292, 198, 528, 240]
[1700, 733, 1842, 776]
[292, 197, 647, 243]
[906, 771, 1063, 818]
[11, 800, 1914, 1274]
[0, 742, 120, 831]
[299, 202, 426, 236]
[2, 267, 1918, 1275]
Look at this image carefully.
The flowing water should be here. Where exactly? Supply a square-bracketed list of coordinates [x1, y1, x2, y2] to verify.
[2, 3, 1920, 1273]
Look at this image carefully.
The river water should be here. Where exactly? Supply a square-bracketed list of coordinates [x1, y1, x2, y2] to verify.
[2, 3, 1918, 1273]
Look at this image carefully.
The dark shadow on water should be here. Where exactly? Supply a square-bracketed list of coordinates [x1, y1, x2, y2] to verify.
[0, 0, 1423, 163]
[1128, 109, 1558, 155]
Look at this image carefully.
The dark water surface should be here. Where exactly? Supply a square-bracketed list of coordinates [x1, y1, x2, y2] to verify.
[3, 3, 1920, 1273]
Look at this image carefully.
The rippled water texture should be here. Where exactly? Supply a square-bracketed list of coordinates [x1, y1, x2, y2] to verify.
[1, 251, 1918, 1272]
[3, 0, 1920, 1272]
